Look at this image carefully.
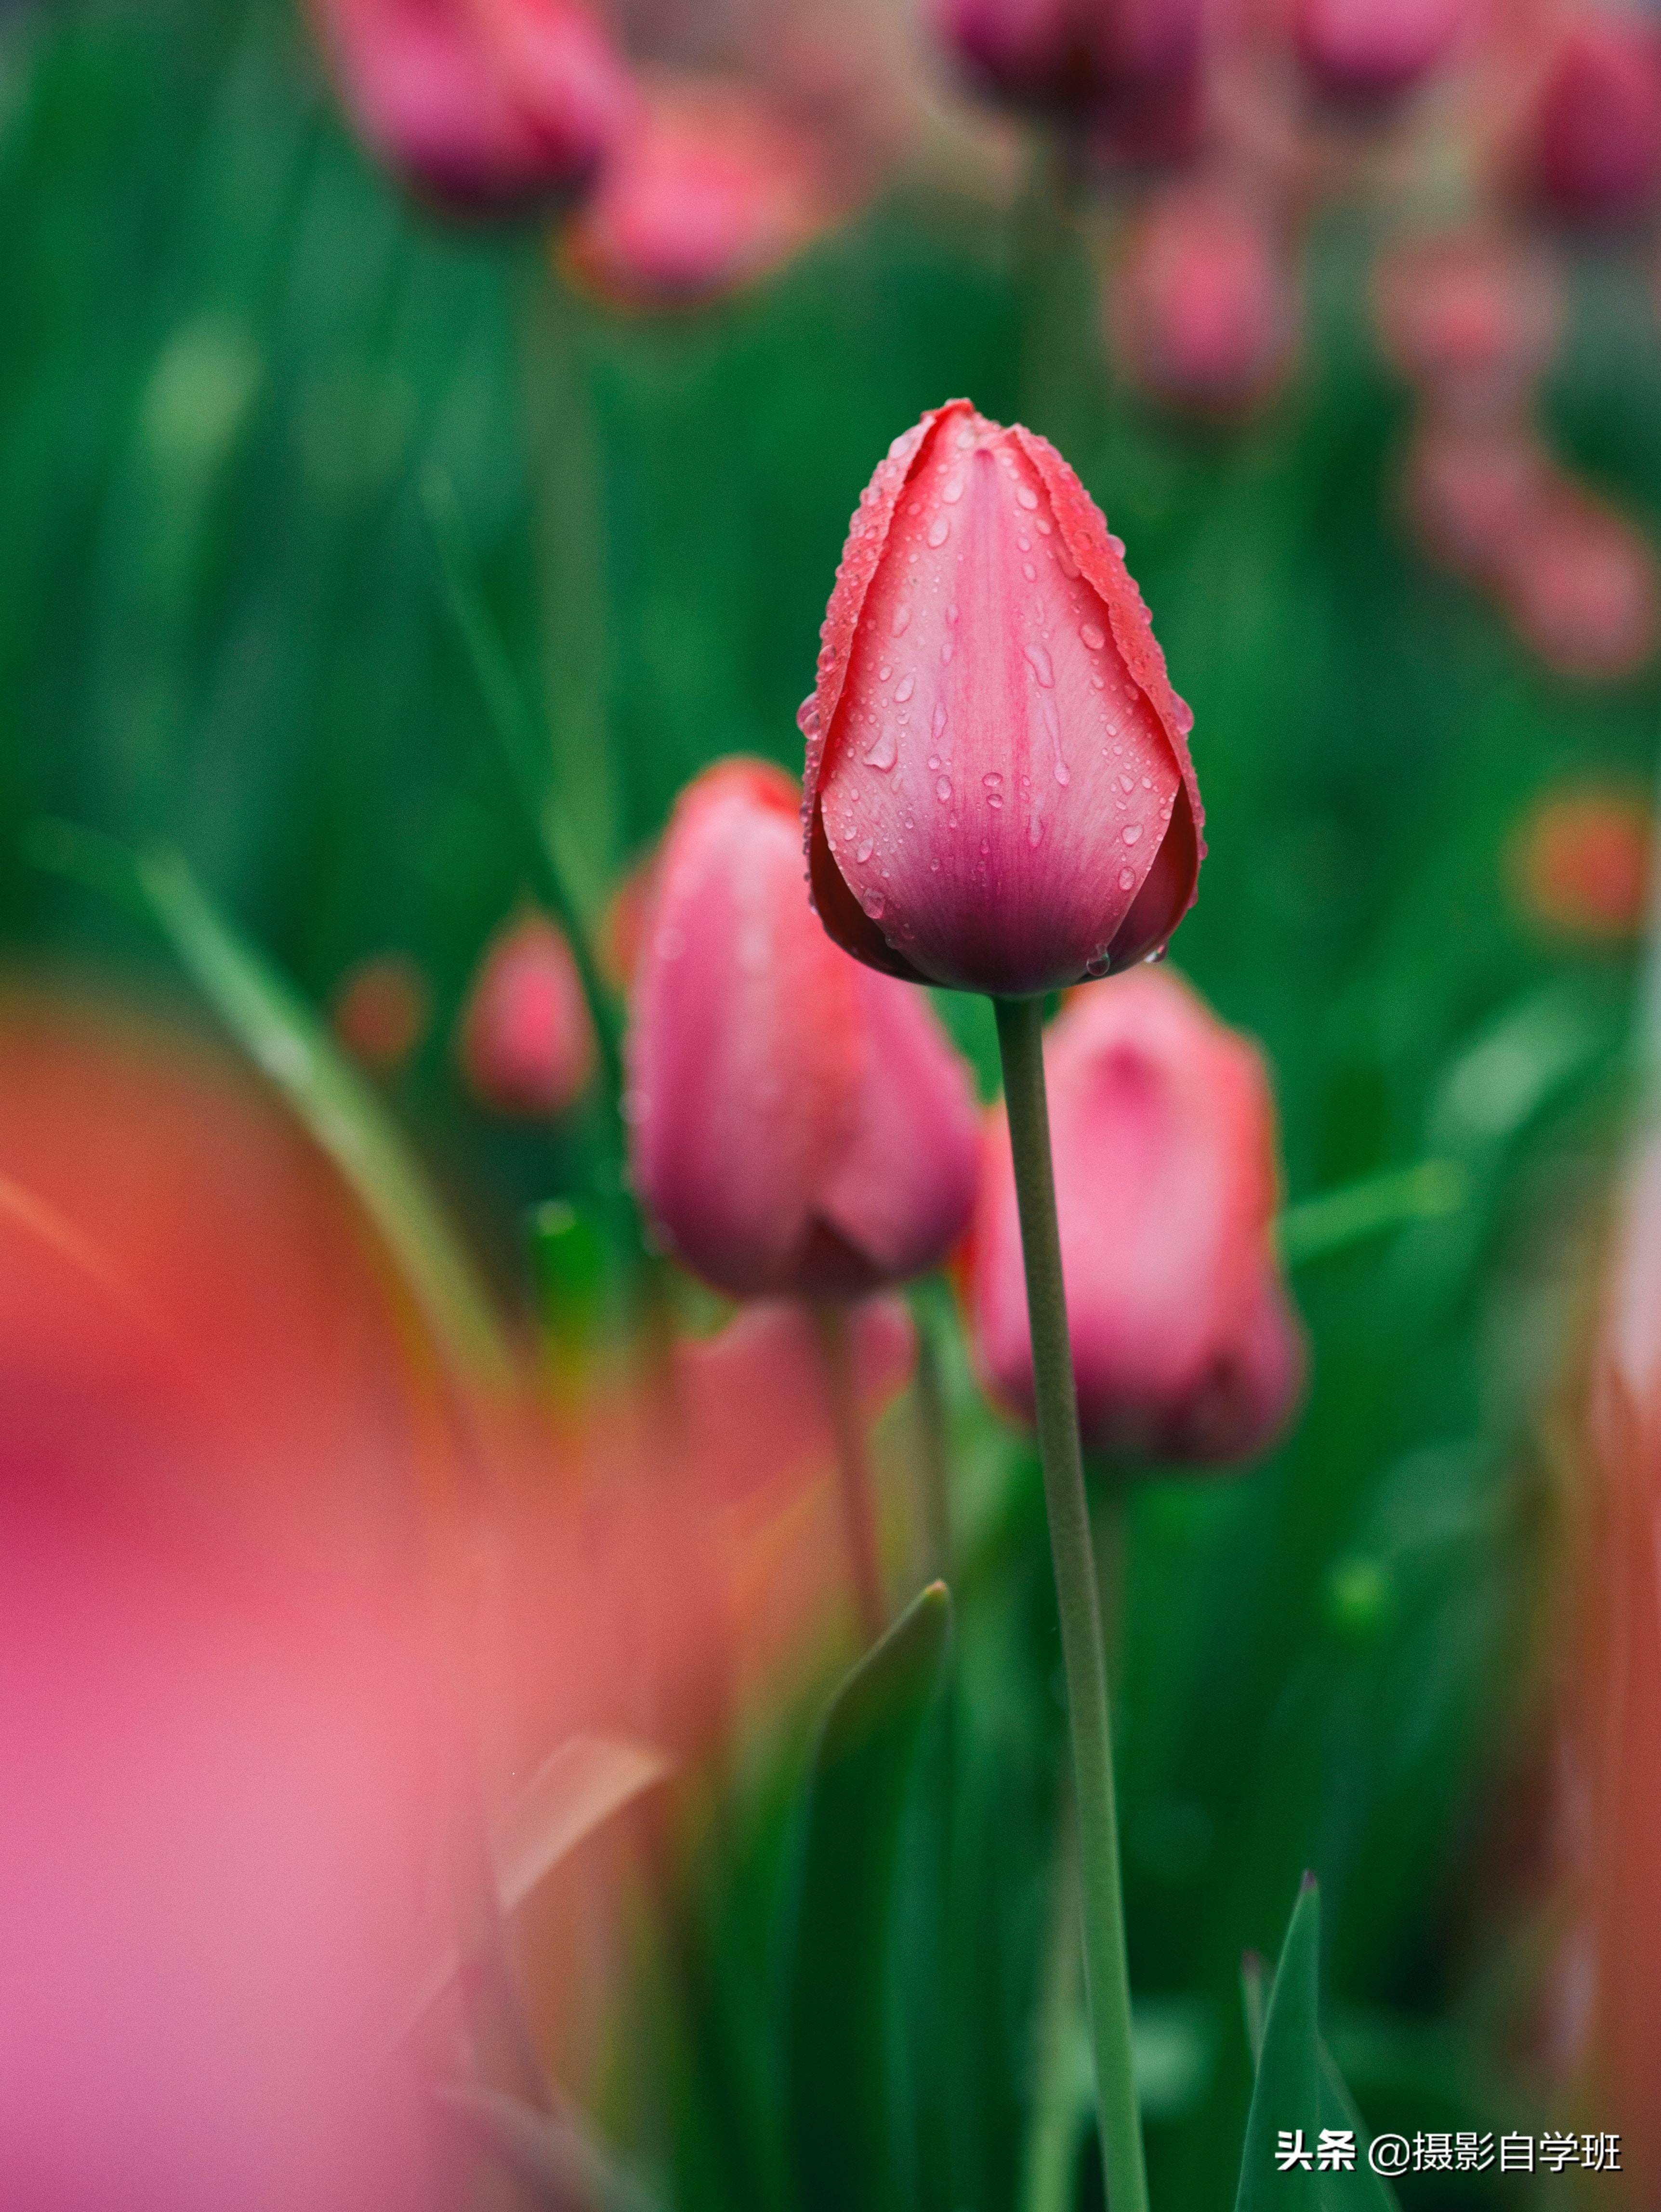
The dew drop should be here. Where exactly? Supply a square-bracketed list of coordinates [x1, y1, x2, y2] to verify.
[927, 515, 951, 548]
[861, 888, 886, 920]
[1016, 485, 1039, 511]
[892, 604, 912, 637]
[879, 664, 892, 682]
[1085, 951, 1111, 978]
[862, 726, 898, 772]
[1119, 868, 1136, 891]
[942, 474, 965, 505]
[947, 603, 960, 625]
[982, 771, 1002, 790]
[1036, 518, 1053, 536]
[895, 673, 916, 704]
[954, 426, 975, 452]
[1055, 761, 1070, 787]
[1122, 824, 1143, 846]
[1120, 774, 1134, 793]
[1023, 563, 1037, 581]
[1081, 621, 1106, 650]
[940, 638, 954, 665]
[1023, 643, 1055, 688]
[936, 777, 952, 802]
[932, 701, 949, 741]
[927, 754, 940, 771]
[856, 838, 874, 863]
[988, 793, 1003, 809]
[1028, 815, 1043, 847]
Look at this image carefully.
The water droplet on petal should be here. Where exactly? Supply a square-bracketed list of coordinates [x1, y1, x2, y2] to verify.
[982, 772, 1002, 790]
[1120, 774, 1134, 793]
[895, 673, 915, 704]
[1028, 815, 1043, 847]
[936, 777, 952, 802]
[1055, 761, 1070, 787]
[1122, 824, 1143, 845]
[892, 605, 912, 637]
[1081, 622, 1106, 651]
[863, 726, 898, 771]
[1022, 563, 1037, 581]
[879, 664, 892, 682]
[1016, 486, 1039, 511]
[927, 515, 951, 548]
[942, 474, 964, 505]
[1023, 643, 1055, 688]
[856, 838, 874, 863]
[932, 702, 949, 741]
[940, 638, 954, 665]
[861, 888, 885, 920]
[1119, 868, 1136, 891]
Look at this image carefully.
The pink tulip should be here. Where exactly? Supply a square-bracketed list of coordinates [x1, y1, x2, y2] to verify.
[626, 759, 979, 1301]
[968, 970, 1304, 1464]
[458, 910, 596, 1117]
[1500, 482, 1661, 682]
[1374, 229, 1561, 424]
[931, 0, 1201, 118]
[1292, 0, 1467, 105]
[560, 77, 837, 307]
[1109, 182, 1295, 415]
[309, 0, 635, 212]
[1524, 13, 1661, 225]
[799, 399, 1202, 998]
[1401, 417, 1553, 587]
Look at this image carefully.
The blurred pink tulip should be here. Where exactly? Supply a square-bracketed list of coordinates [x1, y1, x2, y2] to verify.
[1292, 0, 1468, 105]
[560, 77, 838, 306]
[1500, 482, 1661, 682]
[1523, 11, 1661, 224]
[968, 970, 1304, 1464]
[1374, 229, 1561, 423]
[459, 909, 596, 1117]
[330, 950, 432, 1071]
[799, 398, 1202, 997]
[626, 759, 979, 1301]
[930, 0, 1202, 118]
[1402, 416, 1554, 586]
[1110, 181, 1296, 415]
[310, 0, 636, 212]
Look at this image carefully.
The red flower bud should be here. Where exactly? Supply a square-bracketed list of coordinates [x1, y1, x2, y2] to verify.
[1524, 13, 1661, 226]
[931, 0, 1201, 119]
[1292, 0, 1467, 105]
[1509, 782, 1654, 941]
[968, 970, 1304, 1465]
[458, 910, 596, 1117]
[1109, 182, 1296, 416]
[626, 759, 979, 1301]
[800, 399, 1202, 997]
[560, 77, 837, 307]
[309, 0, 635, 213]
[330, 951, 430, 1070]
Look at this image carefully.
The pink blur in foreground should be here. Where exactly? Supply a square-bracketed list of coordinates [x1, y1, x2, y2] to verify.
[801, 398, 1202, 997]
[626, 758, 980, 1301]
[309, 0, 635, 212]
[460, 908, 596, 1117]
[969, 969, 1304, 1465]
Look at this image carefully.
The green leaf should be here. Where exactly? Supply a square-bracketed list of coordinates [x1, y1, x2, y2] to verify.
[133, 842, 513, 1387]
[1278, 1161, 1468, 1270]
[786, 1580, 954, 2212]
[1235, 1881, 1398, 2212]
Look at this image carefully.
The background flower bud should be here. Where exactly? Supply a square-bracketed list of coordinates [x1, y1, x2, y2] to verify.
[931, 0, 1201, 119]
[1374, 230, 1561, 425]
[1500, 483, 1661, 683]
[800, 399, 1202, 998]
[309, 0, 635, 213]
[1109, 182, 1295, 417]
[627, 759, 979, 1302]
[330, 951, 430, 1071]
[1523, 13, 1661, 226]
[559, 76, 837, 308]
[458, 909, 596, 1118]
[1508, 782, 1654, 942]
[1292, 0, 1467, 105]
[968, 970, 1304, 1466]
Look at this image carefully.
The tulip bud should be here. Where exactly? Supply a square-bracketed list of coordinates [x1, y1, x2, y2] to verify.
[559, 77, 837, 308]
[626, 759, 979, 1301]
[1401, 418, 1552, 587]
[799, 399, 1202, 998]
[1501, 483, 1661, 683]
[1508, 782, 1654, 942]
[1109, 182, 1295, 416]
[931, 0, 1201, 119]
[1524, 13, 1661, 226]
[309, 0, 635, 214]
[968, 970, 1304, 1464]
[1374, 230, 1561, 425]
[459, 910, 596, 1117]
[330, 951, 431, 1070]
[1292, 0, 1467, 105]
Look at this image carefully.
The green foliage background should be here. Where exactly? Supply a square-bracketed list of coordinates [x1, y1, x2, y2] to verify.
[6, 1, 1661, 2205]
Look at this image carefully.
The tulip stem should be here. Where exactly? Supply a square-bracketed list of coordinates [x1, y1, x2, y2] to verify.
[811, 1303, 888, 1644]
[994, 995, 1147, 2212]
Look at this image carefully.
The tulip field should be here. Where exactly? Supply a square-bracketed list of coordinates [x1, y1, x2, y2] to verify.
[7, 0, 1661, 2208]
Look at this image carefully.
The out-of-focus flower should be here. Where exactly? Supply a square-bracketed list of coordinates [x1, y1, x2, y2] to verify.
[967, 969, 1304, 1463]
[1108, 180, 1296, 416]
[1402, 417, 1554, 586]
[626, 759, 979, 1300]
[330, 950, 431, 1071]
[1522, 11, 1661, 225]
[930, 0, 1202, 122]
[1292, 0, 1468, 105]
[459, 909, 596, 1117]
[799, 398, 1201, 997]
[1500, 482, 1661, 682]
[309, 0, 636, 213]
[1374, 229, 1561, 423]
[1508, 782, 1653, 941]
[559, 75, 840, 307]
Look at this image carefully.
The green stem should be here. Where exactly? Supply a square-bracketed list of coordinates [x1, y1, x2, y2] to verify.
[811, 1303, 888, 1643]
[1020, 1787, 1088, 2212]
[994, 996, 1147, 2212]
[908, 1281, 956, 1586]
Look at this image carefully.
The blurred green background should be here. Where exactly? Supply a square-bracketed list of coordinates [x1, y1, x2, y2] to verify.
[6, 0, 1661, 2205]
